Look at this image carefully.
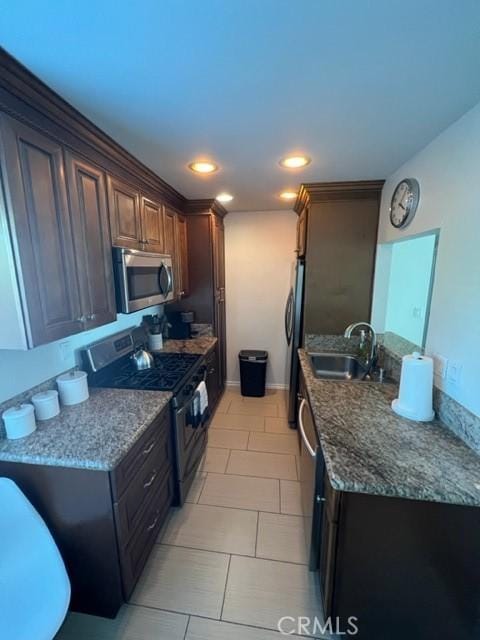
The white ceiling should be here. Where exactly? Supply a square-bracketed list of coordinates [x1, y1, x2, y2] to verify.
[1, 0, 480, 211]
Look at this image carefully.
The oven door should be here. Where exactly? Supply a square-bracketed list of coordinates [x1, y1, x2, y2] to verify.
[114, 247, 174, 313]
[173, 390, 208, 505]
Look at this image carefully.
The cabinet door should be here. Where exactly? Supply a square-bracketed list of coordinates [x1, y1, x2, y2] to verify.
[164, 206, 177, 292]
[296, 207, 308, 257]
[65, 153, 116, 330]
[107, 176, 141, 249]
[205, 347, 220, 409]
[212, 215, 226, 389]
[0, 114, 83, 346]
[141, 197, 164, 253]
[175, 213, 189, 298]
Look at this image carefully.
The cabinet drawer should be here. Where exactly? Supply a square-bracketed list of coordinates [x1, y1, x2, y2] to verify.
[115, 426, 172, 547]
[120, 470, 174, 599]
[111, 406, 170, 499]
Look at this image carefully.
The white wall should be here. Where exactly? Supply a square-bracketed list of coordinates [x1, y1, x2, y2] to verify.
[378, 101, 480, 416]
[0, 305, 163, 403]
[224, 210, 297, 388]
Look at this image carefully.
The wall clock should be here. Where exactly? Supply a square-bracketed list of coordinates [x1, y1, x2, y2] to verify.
[389, 178, 420, 228]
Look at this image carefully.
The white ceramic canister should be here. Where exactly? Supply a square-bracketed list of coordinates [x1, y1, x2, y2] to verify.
[56, 370, 89, 406]
[31, 390, 60, 421]
[2, 404, 36, 440]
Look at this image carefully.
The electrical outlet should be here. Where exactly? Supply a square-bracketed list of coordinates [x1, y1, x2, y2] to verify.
[447, 360, 463, 386]
[58, 341, 71, 363]
[412, 306, 423, 319]
[433, 354, 448, 380]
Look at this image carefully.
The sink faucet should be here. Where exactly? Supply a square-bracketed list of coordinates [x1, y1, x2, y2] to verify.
[344, 322, 377, 370]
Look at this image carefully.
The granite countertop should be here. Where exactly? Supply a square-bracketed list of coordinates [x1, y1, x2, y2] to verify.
[298, 349, 480, 507]
[161, 336, 217, 355]
[0, 388, 171, 471]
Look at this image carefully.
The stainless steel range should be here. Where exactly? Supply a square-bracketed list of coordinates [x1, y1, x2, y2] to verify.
[83, 328, 209, 505]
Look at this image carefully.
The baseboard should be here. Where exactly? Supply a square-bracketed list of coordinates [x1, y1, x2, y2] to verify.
[226, 380, 288, 390]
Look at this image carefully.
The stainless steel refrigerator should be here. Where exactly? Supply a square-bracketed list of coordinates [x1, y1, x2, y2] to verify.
[285, 258, 305, 427]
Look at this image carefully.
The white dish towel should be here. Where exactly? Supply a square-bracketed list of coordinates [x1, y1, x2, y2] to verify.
[197, 380, 209, 415]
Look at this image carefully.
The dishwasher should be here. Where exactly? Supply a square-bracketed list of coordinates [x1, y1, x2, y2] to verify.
[297, 390, 326, 571]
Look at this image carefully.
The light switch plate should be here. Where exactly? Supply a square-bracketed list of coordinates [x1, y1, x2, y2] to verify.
[447, 360, 462, 385]
[59, 341, 71, 363]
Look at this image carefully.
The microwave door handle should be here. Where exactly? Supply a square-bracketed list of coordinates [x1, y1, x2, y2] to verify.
[158, 263, 172, 298]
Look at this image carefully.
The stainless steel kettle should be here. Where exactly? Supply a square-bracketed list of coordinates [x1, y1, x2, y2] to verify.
[131, 345, 154, 371]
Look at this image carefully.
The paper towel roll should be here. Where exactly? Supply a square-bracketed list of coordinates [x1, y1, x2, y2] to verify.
[392, 352, 435, 422]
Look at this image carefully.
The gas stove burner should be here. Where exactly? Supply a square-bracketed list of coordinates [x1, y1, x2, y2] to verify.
[89, 351, 201, 393]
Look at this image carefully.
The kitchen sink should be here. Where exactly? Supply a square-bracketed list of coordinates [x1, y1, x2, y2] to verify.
[309, 352, 368, 381]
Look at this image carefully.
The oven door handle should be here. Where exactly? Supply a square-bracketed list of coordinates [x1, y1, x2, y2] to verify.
[190, 389, 202, 428]
[298, 398, 316, 458]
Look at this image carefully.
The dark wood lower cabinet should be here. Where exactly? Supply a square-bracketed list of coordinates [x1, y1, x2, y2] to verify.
[0, 405, 174, 618]
[205, 345, 221, 411]
[318, 475, 480, 640]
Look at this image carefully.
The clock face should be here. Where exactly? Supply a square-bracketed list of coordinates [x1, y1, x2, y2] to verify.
[390, 178, 420, 228]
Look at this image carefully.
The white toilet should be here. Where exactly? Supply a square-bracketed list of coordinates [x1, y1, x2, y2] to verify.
[0, 478, 71, 640]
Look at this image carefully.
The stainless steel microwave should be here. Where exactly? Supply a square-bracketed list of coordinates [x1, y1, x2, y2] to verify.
[113, 247, 174, 313]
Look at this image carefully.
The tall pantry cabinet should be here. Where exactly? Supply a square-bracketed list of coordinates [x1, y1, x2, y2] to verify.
[176, 200, 227, 391]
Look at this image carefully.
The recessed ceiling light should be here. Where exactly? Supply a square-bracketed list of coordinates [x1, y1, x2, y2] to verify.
[216, 192, 234, 203]
[188, 160, 218, 174]
[279, 155, 311, 169]
[280, 190, 298, 201]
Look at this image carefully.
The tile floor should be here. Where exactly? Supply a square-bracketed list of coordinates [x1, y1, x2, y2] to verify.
[56, 387, 328, 639]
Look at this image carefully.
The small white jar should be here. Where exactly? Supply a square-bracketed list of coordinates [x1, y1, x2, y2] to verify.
[57, 370, 89, 406]
[148, 333, 164, 352]
[2, 404, 36, 440]
[32, 390, 60, 421]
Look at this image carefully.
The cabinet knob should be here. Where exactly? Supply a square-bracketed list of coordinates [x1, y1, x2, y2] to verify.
[77, 315, 86, 323]
[87, 313, 96, 321]
[316, 495, 326, 503]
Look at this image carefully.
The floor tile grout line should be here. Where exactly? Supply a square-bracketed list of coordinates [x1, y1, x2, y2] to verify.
[127, 603, 327, 640]
[183, 615, 191, 640]
[158, 541, 257, 559]
[254, 510, 259, 557]
[219, 554, 232, 620]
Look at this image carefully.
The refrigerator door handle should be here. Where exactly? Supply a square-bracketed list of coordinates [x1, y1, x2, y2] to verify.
[284, 288, 293, 345]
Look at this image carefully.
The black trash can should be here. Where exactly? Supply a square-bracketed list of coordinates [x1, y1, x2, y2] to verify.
[239, 350, 268, 397]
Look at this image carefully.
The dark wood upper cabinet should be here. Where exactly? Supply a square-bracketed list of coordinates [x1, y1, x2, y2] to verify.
[107, 176, 142, 249]
[175, 213, 189, 298]
[65, 153, 116, 330]
[296, 181, 383, 335]
[0, 114, 83, 346]
[296, 206, 308, 257]
[163, 206, 176, 256]
[163, 206, 178, 292]
[141, 197, 164, 253]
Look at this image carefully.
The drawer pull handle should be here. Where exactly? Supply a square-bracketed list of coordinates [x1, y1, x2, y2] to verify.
[144, 470, 158, 489]
[143, 442, 155, 456]
[146, 514, 159, 531]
